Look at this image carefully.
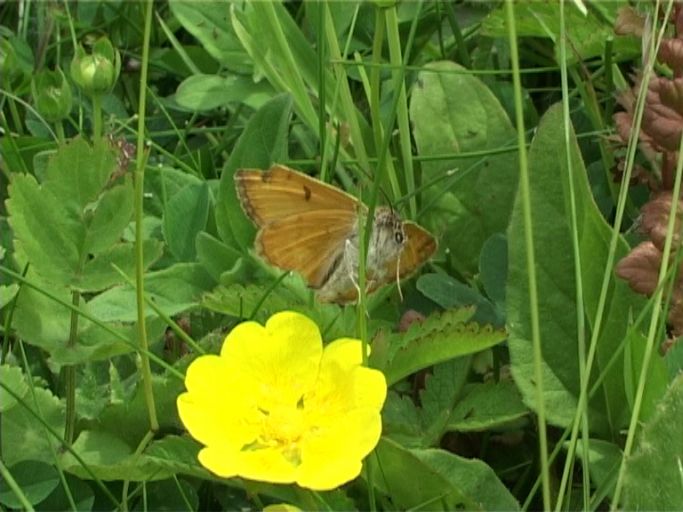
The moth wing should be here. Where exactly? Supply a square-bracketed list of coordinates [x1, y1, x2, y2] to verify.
[256, 210, 357, 289]
[235, 164, 361, 226]
[399, 222, 437, 276]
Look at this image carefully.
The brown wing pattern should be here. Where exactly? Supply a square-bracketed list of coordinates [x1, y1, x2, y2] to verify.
[234, 164, 361, 226]
[256, 210, 355, 288]
[400, 222, 437, 277]
[385, 221, 437, 280]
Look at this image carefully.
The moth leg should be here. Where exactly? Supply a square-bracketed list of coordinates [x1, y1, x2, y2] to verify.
[343, 238, 362, 299]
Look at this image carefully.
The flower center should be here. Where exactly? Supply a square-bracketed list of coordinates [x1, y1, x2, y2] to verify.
[261, 404, 306, 445]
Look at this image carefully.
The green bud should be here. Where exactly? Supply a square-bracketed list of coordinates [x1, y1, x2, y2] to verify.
[70, 36, 121, 96]
[31, 67, 73, 123]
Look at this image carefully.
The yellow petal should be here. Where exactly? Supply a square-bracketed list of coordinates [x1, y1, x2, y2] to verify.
[197, 446, 240, 478]
[234, 446, 298, 484]
[320, 338, 368, 368]
[177, 356, 259, 448]
[263, 505, 302, 512]
[220, 312, 323, 408]
[306, 358, 386, 418]
[297, 408, 382, 490]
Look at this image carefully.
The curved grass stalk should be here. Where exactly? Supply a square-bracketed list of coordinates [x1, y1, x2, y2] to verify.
[134, 0, 159, 433]
[504, 1, 550, 508]
[554, 1, 589, 509]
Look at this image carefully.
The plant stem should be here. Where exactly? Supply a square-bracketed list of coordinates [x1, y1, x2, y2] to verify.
[63, 291, 80, 445]
[134, 0, 159, 433]
[91, 94, 102, 140]
[504, 1, 551, 508]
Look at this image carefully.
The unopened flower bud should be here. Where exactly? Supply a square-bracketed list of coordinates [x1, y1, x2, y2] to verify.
[31, 67, 72, 122]
[70, 36, 120, 96]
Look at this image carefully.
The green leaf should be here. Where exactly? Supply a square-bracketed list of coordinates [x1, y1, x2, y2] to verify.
[168, 0, 252, 73]
[139, 478, 199, 511]
[37, 474, 94, 512]
[481, 2, 639, 64]
[97, 375, 184, 449]
[0, 460, 59, 508]
[382, 392, 424, 448]
[410, 61, 518, 274]
[87, 263, 214, 322]
[0, 284, 19, 309]
[479, 233, 507, 306]
[374, 437, 520, 510]
[77, 240, 164, 292]
[6, 138, 140, 292]
[623, 373, 683, 510]
[195, 231, 241, 282]
[376, 308, 507, 386]
[163, 182, 210, 261]
[10, 270, 166, 364]
[624, 328, 669, 423]
[420, 358, 471, 443]
[175, 74, 274, 111]
[44, 138, 117, 212]
[215, 93, 292, 249]
[446, 380, 528, 433]
[417, 273, 501, 326]
[8, 174, 84, 286]
[0, 365, 28, 412]
[61, 430, 174, 482]
[1, 386, 65, 466]
[572, 439, 621, 502]
[507, 103, 641, 433]
[230, 2, 319, 130]
[202, 282, 359, 342]
[82, 178, 134, 254]
[143, 436, 210, 479]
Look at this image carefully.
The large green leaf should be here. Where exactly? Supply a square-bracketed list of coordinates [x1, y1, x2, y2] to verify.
[446, 380, 528, 433]
[410, 61, 518, 274]
[60, 430, 174, 482]
[87, 263, 214, 323]
[0, 460, 59, 508]
[10, 270, 166, 364]
[623, 373, 683, 510]
[163, 181, 210, 262]
[6, 139, 154, 292]
[507, 104, 643, 433]
[175, 74, 274, 111]
[372, 308, 507, 385]
[374, 437, 520, 510]
[1, 384, 65, 467]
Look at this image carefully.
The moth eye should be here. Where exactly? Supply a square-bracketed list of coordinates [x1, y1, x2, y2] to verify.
[395, 231, 404, 244]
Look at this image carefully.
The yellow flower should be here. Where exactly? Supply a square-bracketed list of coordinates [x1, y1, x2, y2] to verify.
[177, 311, 387, 490]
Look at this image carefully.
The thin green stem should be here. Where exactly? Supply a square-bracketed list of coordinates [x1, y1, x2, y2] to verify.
[121, 430, 156, 511]
[4, 77, 25, 135]
[17, 341, 78, 511]
[504, 1, 550, 508]
[91, 94, 103, 140]
[134, 0, 159, 433]
[63, 290, 80, 445]
[554, 2, 590, 510]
